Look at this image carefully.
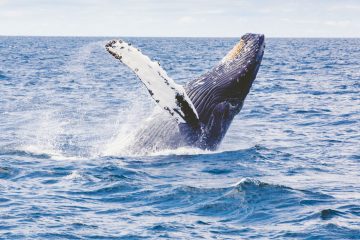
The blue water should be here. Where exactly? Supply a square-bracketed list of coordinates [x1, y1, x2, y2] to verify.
[0, 37, 359, 239]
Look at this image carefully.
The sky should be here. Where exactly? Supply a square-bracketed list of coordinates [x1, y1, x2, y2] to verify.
[1, 0, 360, 37]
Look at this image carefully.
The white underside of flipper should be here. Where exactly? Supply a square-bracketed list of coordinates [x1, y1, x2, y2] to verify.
[106, 40, 199, 128]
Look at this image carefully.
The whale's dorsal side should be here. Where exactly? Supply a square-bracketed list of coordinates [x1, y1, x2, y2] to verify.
[106, 40, 200, 130]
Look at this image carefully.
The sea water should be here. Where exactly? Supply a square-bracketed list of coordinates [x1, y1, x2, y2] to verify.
[0, 37, 359, 239]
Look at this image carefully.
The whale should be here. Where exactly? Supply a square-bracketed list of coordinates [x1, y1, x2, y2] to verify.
[106, 33, 265, 154]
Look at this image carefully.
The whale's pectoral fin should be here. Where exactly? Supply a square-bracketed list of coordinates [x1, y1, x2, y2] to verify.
[106, 40, 200, 129]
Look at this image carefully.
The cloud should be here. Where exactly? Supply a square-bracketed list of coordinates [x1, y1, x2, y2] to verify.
[324, 20, 352, 27]
[177, 16, 194, 24]
[0, 10, 25, 18]
[193, 9, 225, 15]
[328, 4, 360, 11]
[257, 8, 273, 14]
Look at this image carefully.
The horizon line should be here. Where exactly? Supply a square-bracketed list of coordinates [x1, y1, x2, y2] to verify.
[1, 34, 360, 39]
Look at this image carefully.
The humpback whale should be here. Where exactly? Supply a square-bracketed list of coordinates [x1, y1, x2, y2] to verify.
[106, 33, 265, 153]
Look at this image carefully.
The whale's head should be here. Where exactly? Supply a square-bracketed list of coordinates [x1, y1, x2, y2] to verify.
[186, 33, 265, 149]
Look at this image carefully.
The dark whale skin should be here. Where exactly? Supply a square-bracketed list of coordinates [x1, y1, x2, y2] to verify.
[128, 34, 265, 154]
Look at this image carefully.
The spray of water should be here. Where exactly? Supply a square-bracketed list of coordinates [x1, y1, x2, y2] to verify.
[15, 40, 249, 159]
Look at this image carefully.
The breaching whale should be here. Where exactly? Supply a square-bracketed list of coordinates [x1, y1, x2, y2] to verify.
[106, 33, 265, 153]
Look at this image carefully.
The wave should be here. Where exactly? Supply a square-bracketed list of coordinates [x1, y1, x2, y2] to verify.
[139, 177, 338, 226]
[0, 148, 51, 159]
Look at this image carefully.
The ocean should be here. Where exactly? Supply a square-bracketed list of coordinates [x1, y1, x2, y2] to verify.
[0, 37, 359, 239]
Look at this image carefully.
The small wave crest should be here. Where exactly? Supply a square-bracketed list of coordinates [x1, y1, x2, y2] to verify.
[18, 144, 81, 161]
[146, 177, 299, 223]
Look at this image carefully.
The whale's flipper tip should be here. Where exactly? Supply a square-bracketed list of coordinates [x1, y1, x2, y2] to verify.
[106, 40, 129, 61]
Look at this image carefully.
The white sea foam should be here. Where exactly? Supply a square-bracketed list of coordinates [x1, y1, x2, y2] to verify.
[100, 94, 154, 157]
[63, 170, 82, 180]
[149, 147, 214, 156]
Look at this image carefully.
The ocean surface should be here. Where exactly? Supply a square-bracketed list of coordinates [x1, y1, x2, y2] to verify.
[0, 36, 359, 239]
